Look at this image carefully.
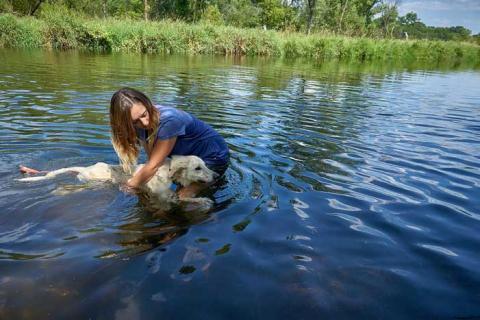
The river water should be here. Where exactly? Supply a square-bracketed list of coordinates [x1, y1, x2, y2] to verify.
[0, 49, 479, 319]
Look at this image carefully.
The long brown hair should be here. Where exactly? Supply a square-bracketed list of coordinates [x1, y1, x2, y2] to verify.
[109, 87, 159, 172]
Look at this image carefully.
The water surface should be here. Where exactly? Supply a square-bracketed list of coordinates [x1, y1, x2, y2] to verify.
[1, 49, 479, 319]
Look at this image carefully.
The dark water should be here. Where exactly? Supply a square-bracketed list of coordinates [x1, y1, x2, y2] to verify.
[1, 49, 479, 319]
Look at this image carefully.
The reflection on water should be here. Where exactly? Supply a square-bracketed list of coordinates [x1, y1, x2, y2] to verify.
[0, 49, 479, 318]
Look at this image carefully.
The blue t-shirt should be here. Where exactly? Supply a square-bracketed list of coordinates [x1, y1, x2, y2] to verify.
[137, 105, 229, 166]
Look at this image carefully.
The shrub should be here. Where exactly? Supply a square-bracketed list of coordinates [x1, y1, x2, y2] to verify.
[0, 12, 478, 64]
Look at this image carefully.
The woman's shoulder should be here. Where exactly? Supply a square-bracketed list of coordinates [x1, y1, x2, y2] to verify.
[156, 104, 178, 116]
[155, 104, 179, 112]
[156, 105, 191, 122]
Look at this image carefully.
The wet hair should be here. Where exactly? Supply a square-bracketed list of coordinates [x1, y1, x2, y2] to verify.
[109, 87, 159, 172]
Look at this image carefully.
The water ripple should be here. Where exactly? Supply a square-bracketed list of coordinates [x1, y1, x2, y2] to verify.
[0, 49, 479, 318]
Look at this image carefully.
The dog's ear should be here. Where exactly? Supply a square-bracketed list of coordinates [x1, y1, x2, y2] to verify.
[169, 167, 185, 182]
[168, 156, 189, 180]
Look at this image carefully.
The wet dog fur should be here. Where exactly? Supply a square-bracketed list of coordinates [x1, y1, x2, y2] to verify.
[17, 155, 218, 210]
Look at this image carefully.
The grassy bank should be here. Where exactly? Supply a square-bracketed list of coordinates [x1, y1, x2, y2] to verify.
[1, 12, 479, 63]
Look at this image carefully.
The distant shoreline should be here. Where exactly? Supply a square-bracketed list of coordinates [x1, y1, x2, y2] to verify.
[1, 13, 479, 63]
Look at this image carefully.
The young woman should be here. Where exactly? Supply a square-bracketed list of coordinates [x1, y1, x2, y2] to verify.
[110, 87, 229, 198]
[20, 88, 229, 198]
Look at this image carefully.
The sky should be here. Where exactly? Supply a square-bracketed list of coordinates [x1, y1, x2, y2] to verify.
[397, 0, 480, 34]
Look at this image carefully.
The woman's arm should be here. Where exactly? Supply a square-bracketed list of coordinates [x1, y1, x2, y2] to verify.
[126, 137, 177, 188]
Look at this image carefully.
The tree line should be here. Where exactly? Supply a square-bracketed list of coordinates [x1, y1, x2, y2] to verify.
[1, 0, 478, 43]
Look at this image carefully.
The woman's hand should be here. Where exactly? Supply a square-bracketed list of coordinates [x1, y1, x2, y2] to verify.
[120, 137, 177, 193]
[126, 178, 137, 188]
[127, 137, 177, 187]
[120, 178, 137, 194]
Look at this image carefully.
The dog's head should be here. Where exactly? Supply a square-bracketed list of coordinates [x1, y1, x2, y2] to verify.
[168, 156, 218, 186]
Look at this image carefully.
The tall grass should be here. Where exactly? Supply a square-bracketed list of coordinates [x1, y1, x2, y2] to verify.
[0, 12, 479, 63]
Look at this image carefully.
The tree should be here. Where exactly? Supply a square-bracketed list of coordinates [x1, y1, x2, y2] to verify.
[144, 0, 149, 21]
[374, 0, 399, 37]
[474, 33, 480, 45]
[248, 0, 295, 30]
[305, 0, 316, 34]
[216, 0, 262, 28]
[201, 4, 224, 25]
[355, 0, 380, 25]
[0, 0, 44, 15]
[398, 11, 417, 25]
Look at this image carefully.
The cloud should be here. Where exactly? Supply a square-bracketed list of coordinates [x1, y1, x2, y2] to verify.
[398, 0, 480, 33]
[399, 0, 480, 12]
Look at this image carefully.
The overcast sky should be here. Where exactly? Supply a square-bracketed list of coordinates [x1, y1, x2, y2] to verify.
[397, 0, 480, 34]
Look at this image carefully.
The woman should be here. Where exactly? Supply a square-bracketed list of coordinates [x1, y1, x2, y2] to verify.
[110, 87, 229, 198]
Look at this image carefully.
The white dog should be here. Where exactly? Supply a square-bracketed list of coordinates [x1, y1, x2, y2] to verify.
[17, 156, 218, 210]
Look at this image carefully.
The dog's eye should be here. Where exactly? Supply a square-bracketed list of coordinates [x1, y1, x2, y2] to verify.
[195, 166, 201, 170]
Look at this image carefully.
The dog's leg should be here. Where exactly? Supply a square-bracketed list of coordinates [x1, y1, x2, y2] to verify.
[177, 182, 210, 199]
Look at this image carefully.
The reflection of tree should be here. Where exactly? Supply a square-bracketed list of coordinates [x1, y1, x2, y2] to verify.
[268, 77, 361, 191]
[218, 61, 375, 192]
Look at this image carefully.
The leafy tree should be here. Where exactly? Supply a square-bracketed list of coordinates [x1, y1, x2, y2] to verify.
[0, 0, 44, 15]
[151, 0, 198, 21]
[257, 0, 295, 30]
[355, 0, 379, 25]
[373, 0, 399, 37]
[309, 0, 372, 35]
[398, 11, 417, 25]
[304, 0, 315, 34]
[216, 0, 262, 28]
[473, 33, 480, 45]
[397, 12, 473, 41]
[201, 4, 224, 25]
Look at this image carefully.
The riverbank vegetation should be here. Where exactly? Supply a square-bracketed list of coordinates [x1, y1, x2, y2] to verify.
[0, 0, 479, 63]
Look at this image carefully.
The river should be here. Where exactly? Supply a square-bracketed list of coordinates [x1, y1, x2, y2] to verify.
[0, 49, 479, 318]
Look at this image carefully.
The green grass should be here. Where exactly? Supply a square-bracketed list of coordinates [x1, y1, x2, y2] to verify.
[1, 13, 479, 63]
